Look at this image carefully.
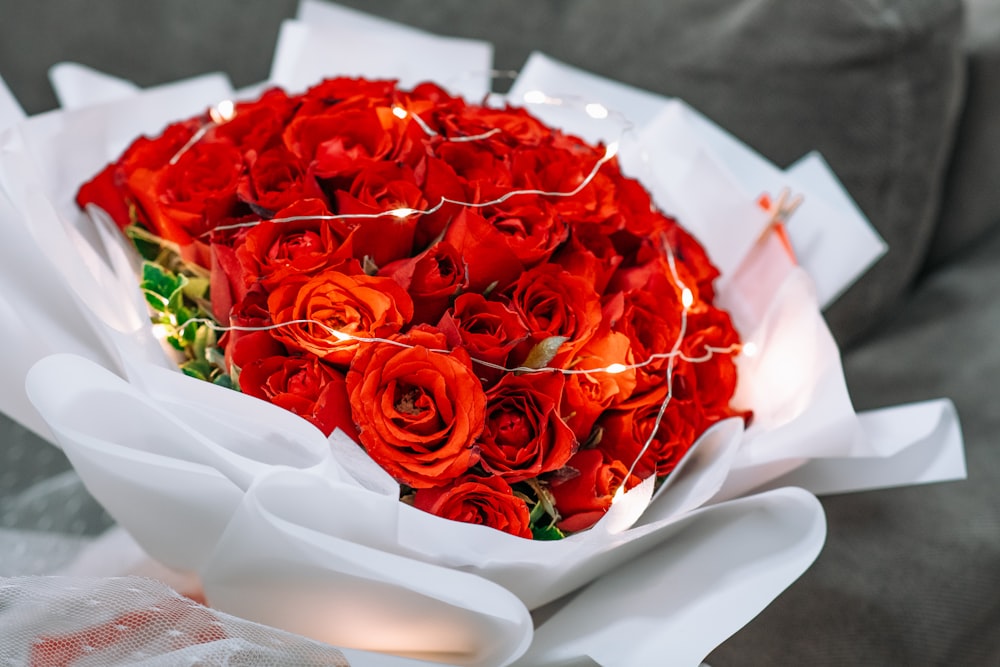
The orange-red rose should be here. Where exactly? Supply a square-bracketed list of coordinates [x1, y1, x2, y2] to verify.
[478, 371, 576, 483]
[549, 449, 642, 533]
[413, 474, 532, 539]
[267, 268, 413, 366]
[346, 327, 486, 489]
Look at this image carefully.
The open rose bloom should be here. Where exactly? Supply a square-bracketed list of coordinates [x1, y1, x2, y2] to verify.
[0, 3, 966, 666]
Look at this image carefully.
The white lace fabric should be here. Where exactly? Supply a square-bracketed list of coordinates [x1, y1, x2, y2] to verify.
[0, 575, 352, 666]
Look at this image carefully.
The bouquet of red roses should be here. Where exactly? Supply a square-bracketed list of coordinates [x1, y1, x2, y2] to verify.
[0, 5, 964, 664]
[76, 76, 746, 540]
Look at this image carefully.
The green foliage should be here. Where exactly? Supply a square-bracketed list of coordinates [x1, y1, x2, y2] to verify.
[139, 259, 230, 387]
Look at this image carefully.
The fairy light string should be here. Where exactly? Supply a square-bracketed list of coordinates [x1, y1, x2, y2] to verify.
[149, 84, 787, 515]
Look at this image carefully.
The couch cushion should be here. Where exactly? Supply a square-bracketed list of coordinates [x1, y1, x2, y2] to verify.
[927, 0, 1000, 268]
[334, 0, 966, 346]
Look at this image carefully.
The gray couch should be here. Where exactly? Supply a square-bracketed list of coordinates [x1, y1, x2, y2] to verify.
[1, 0, 998, 663]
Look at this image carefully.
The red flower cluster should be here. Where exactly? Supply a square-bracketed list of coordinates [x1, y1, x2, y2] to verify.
[77, 78, 746, 539]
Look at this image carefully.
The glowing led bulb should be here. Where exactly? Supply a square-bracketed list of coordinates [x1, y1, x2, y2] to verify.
[523, 90, 547, 105]
[151, 324, 171, 341]
[388, 207, 418, 219]
[604, 141, 620, 159]
[681, 288, 694, 310]
[585, 102, 609, 119]
[605, 363, 628, 374]
[210, 100, 235, 124]
[741, 341, 758, 358]
[329, 329, 352, 342]
[391, 106, 408, 119]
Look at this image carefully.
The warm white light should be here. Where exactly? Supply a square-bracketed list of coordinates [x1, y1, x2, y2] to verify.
[151, 324, 171, 341]
[329, 329, 352, 342]
[210, 100, 236, 124]
[391, 105, 408, 119]
[585, 102, 609, 120]
[681, 288, 694, 310]
[605, 363, 628, 374]
[741, 341, 758, 358]
[523, 90, 547, 105]
[604, 141, 620, 159]
[388, 207, 418, 219]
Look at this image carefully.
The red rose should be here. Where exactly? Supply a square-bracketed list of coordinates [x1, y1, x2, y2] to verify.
[346, 327, 486, 489]
[443, 208, 524, 293]
[221, 284, 272, 369]
[381, 241, 468, 325]
[662, 223, 722, 302]
[598, 381, 704, 480]
[127, 141, 244, 245]
[298, 77, 398, 116]
[267, 268, 413, 366]
[411, 156, 469, 250]
[506, 264, 602, 366]
[208, 88, 297, 154]
[433, 140, 511, 195]
[413, 474, 532, 539]
[604, 275, 684, 403]
[552, 222, 623, 295]
[237, 146, 325, 216]
[333, 161, 425, 267]
[549, 449, 641, 533]
[76, 119, 201, 230]
[235, 198, 350, 290]
[437, 293, 529, 387]
[481, 195, 567, 268]
[284, 106, 407, 181]
[440, 104, 552, 147]
[233, 331, 357, 438]
[682, 307, 743, 416]
[478, 371, 576, 483]
[560, 329, 636, 441]
[604, 172, 668, 237]
[75, 163, 133, 229]
[550, 166, 618, 226]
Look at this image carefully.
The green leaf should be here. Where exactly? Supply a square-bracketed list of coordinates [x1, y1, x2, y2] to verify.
[180, 359, 213, 381]
[520, 336, 569, 371]
[166, 278, 189, 315]
[525, 478, 560, 524]
[126, 223, 161, 262]
[183, 276, 211, 301]
[212, 373, 235, 390]
[531, 524, 565, 541]
[141, 262, 183, 312]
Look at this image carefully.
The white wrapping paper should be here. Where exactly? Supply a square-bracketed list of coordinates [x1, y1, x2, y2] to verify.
[0, 2, 965, 664]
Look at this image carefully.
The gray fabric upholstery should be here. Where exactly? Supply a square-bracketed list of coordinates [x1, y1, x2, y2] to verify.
[928, 0, 1000, 267]
[0, 0, 996, 663]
